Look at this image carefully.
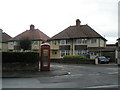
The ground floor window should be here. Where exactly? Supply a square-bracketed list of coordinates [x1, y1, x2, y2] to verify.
[75, 50, 87, 55]
[52, 50, 57, 55]
[60, 50, 70, 57]
[90, 52, 98, 56]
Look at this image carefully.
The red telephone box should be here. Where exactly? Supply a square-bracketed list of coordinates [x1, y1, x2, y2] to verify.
[40, 43, 50, 71]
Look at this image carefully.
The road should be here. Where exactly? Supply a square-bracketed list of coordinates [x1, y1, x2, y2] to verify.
[2, 63, 119, 89]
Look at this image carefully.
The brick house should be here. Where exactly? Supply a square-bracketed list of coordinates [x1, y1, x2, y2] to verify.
[48, 19, 107, 59]
[8, 25, 50, 51]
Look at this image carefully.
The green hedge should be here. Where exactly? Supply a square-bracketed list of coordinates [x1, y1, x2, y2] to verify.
[2, 52, 39, 63]
[51, 55, 95, 64]
[63, 55, 85, 59]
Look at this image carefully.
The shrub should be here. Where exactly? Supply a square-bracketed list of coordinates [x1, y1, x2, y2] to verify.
[63, 55, 85, 59]
[19, 37, 31, 51]
[62, 55, 95, 64]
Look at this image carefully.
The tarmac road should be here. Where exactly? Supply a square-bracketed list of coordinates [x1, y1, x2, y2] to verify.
[2, 63, 119, 89]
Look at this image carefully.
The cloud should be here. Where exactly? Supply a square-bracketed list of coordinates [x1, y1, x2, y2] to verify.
[0, 0, 119, 44]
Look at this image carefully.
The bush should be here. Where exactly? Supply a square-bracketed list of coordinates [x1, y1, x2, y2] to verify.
[62, 55, 95, 64]
[63, 55, 85, 59]
[2, 52, 39, 63]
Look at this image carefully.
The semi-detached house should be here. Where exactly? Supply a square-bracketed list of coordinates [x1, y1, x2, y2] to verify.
[8, 25, 50, 51]
[48, 19, 107, 59]
[0, 29, 12, 51]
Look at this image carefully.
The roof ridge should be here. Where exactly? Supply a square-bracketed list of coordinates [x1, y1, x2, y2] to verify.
[9, 28, 50, 41]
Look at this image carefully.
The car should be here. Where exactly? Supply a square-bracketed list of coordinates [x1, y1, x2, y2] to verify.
[96, 56, 110, 64]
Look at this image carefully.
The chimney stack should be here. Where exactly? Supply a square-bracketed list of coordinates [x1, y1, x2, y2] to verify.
[76, 19, 81, 26]
[30, 24, 35, 30]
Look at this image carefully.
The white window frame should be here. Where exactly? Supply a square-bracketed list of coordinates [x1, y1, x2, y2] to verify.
[60, 40, 70, 45]
[33, 41, 38, 46]
[90, 52, 97, 56]
[60, 40, 66, 45]
[76, 39, 87, 45]
[52, 40, 57, 46]
[75, 50, 87, 55]
[14, 41, 17, 45]
[9, 42, 14, 45]
[60, 50, 70, 57]
[91, 39, 97, 44]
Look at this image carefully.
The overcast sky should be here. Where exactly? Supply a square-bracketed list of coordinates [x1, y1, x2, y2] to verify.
[0, 0, 119, 44]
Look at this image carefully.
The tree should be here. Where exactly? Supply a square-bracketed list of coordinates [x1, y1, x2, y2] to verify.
[19, 37, 31, 51]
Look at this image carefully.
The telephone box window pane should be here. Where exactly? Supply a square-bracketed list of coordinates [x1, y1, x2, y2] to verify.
[42, 50, 48, 66]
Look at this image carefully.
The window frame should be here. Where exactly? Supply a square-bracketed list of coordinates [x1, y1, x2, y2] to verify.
[52, 40, 57, 46]
[60, 40, 70, 45]
[76, 39, 87, 45]
[33, 41, 38, 46]
[91, 39, 97, 44]
[60, 50, 70, 57]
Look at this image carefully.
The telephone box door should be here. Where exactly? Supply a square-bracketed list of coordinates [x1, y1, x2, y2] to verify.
[41, 43, 50, 71]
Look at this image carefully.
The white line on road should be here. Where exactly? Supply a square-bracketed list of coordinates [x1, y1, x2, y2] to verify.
[86, 85, 119, 88]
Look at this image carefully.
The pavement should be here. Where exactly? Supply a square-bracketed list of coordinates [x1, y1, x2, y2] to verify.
[2, 63, 69, 78]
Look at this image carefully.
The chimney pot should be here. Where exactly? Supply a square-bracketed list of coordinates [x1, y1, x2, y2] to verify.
[76, 19, 81, 26]
[30, 24, 35, 30]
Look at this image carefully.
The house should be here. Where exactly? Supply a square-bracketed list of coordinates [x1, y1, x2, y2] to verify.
[0, 29, 12, 51]
[117, 38, 120, 64]
[48, 19, 107, 59]
[8, 24, 50, 51]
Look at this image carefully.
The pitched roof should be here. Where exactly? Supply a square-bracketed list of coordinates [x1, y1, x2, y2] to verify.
[49, 19, 107, 41]
[10, 25, 50, 41]
[2, 32, 12, 43]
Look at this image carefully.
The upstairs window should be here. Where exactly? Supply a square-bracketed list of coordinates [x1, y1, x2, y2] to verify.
[60, 40, 66, 45]
[33, 41, 38, 46]
[91, 39, 97, 43]
[14, 41, 17, 45]
[60, 40, 70, 45]
[52, 40, 57, 45]
[76, 39, 87, 44]
[9, 42, 14, 45]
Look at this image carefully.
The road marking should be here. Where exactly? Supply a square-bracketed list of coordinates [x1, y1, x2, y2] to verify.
[86, 85, 119, 88]
[88, 74, 100, 76]
[107, 72, 118, 74]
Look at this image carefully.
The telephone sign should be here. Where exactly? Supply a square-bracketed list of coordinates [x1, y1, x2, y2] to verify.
[40, 43, 50, 71]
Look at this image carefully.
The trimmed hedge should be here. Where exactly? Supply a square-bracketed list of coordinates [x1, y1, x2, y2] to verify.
[51, 55, 95, 64]
[2, 52, 39, 63]
[63, 55, 85, 59]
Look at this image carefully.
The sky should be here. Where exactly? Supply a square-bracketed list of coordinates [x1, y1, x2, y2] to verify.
[0, 0, 119, 44]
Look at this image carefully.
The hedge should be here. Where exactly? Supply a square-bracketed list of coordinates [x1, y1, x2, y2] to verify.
[2, 52, 39, 63]
[51, 55, 95, 64]
[63, 55, 85, 59]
